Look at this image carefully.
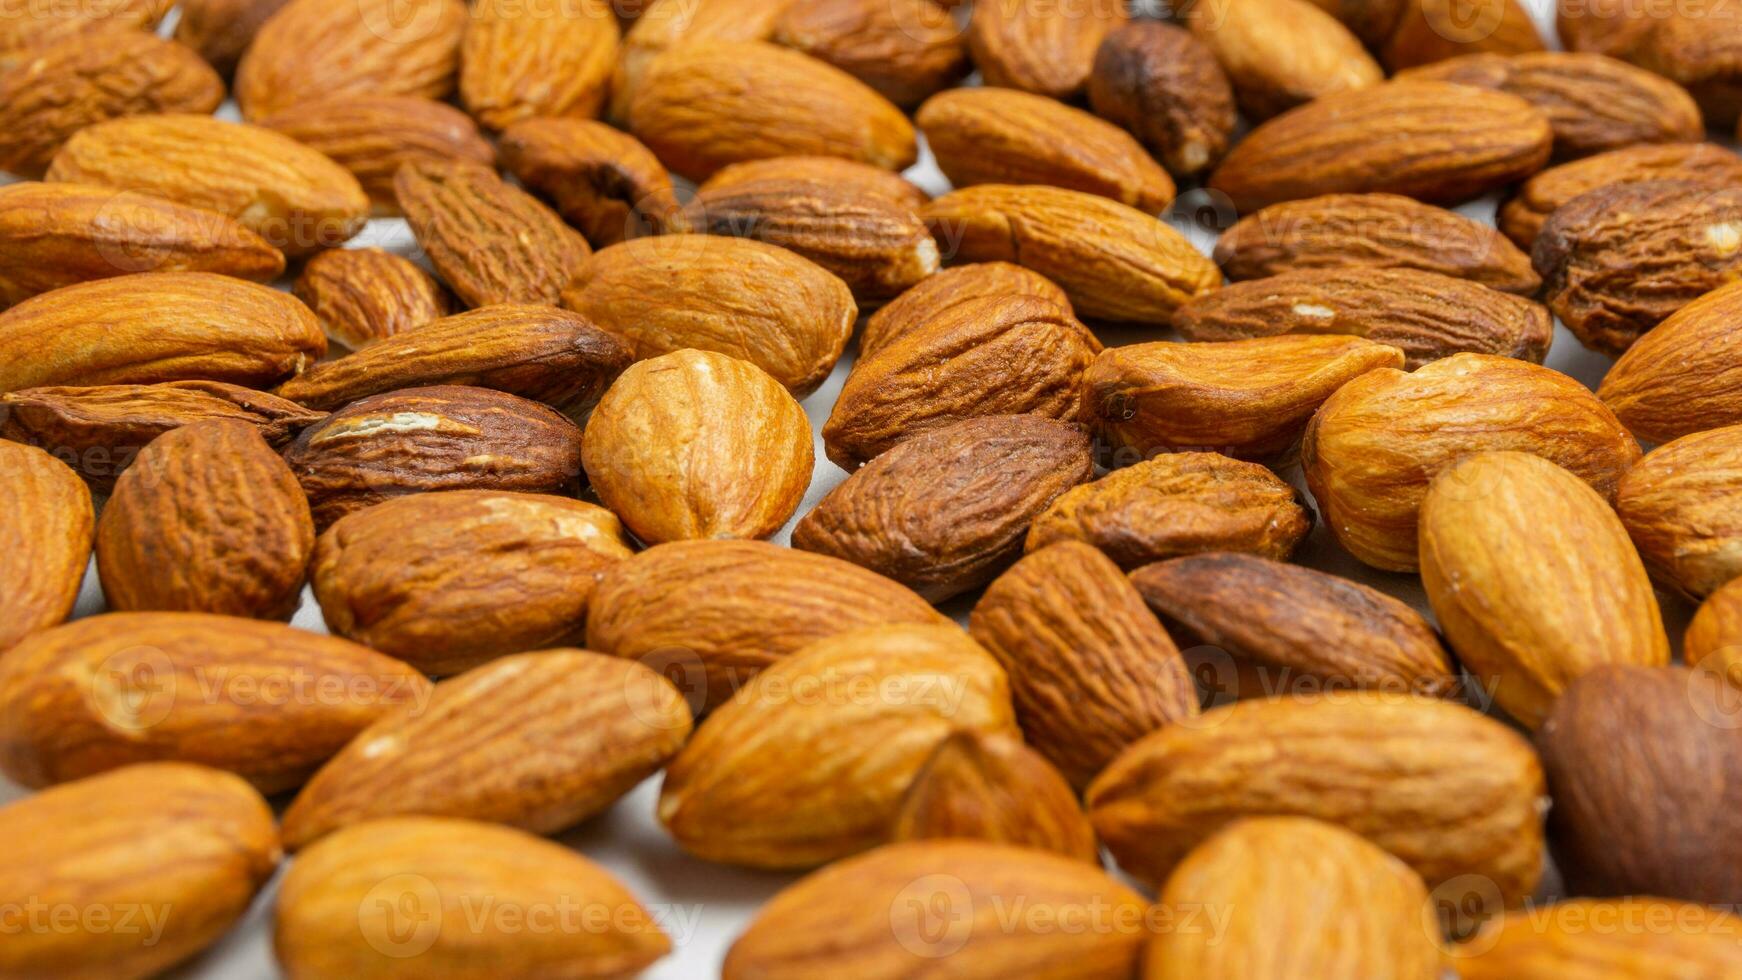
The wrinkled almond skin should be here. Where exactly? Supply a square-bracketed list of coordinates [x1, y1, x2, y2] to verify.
[1086, 693, 1547, 904]
[274, 304, 632, 414]
[0, 271, 325, 395]
[702, 155, 928, 209]
[1420, 452, 1669, 729]
[917, 87, 1174, 211]
[0, 182, 284, 307]
[174, 0, 291, 77]
[1084, 335, 1405, 461]
[257, 96, 496, 212]
[1559, 0, 1742, 125]
[564, 235, 854, 396]
[583, 349, 812, 544]
[629, 40, 917, 181]
[1026, 453, 1313, 570]
[461, 0, 618, 131]
[1087, 21, 1235, 179]
[1302, 353, 1642, 571]
[282, 650, 691, 849]
[0, 0, 168, 70]
[968, 541, 1198, 790]
[1190, 0, 1382, 121]
[1376, 0, 1545, 71]
[0, 441, 91, 651]
[1214, 193, 1540, 294]
[276, 818, 670, 980]
[1458, 899, 1742, 978]
[310, 491, 631, 676]
[96, 420, 314, 620]
[1208, 80, 1552, 213]
[659, 624, 1017, 868]
[498, 117, 683, 245]
[859, 261, 1071, 359]
[922, 184, 1221, 324]
[968, 0, 1127, 99]
[0, 763, 278, 980]
[46, 114, 370, 257]
[0, 32, 223, 178]
[282, 385, 586, 530]
[797, 415, 1094, 602]
[1599, 280, 1742, 445]
[1500, 142, 1742, 249]
[292, 247, 453, 351]
[0, 612, 431, 792]
[892, 730, 1100, 863]
[1131, 552, 1460, 700]
[1618, 425, 1742, 599]
[774, 0, 968, 108]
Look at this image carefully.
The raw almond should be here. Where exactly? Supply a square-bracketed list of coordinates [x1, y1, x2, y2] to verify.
[892, 730, 1099, 863]
[1499, 141, 1742, 248]
[1599, 279, 1742, 444]
[0, 440, 91, 651]
[498, 116, 683, 245]
[1687, 577, 1742, 682]
[1559, 0, 1742, 125]
[257, 95, 495, 212]
[858, 261, 1071, 358]
[235, 0, 467, 120]
[0, 0, 168, 69]
[460, 0, 618, 130]
[1378, 0, 1546, 70]
[174, 0, 291, 77]
[292, 247, 453, 351]
[1087, 20, 1236, 178]
[968, 0, 1127, 99]
[774, 0, 967, 108]
[1188, 0, 1382, 120]
[701, 155, 929, 209]
[611, 0, 797, 122]
[1457, 898, 1742, 978]
[1617, 424, 1742, 599]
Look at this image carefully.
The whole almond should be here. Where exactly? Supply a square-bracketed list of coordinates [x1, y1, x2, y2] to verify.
[174, 0, 291, 77]
[292, 247, 453, 351]
[611, 0, 797, 122]
[968, 0, 1127, 99]
[1559, 0, 1742, 125]
[1500, 142, 1742, 248]
[1687, 577, 1742, 682]
[701, 155, 929, 209]
[1458, 899, 1742, 978]
[498, 117, 683, 244]
[0, 0, 167, 69]
[1189, 0, 1382, 120]
[0, 441, 91, 651]
[774, 0, 967, 108]
[460, 0, 618, 130]
[0, 612, 431, 791]
[858, 261, 1071, 358]
[1087, 21, 1235, 178]
[892, 730, 1099, 863]
[1378, 0, 1545, 70]
[1618, 425, 1742, 599]
[257, 96, 495, 211]
[235, 0, 467, 120]
[1598, 279, 1742, 445]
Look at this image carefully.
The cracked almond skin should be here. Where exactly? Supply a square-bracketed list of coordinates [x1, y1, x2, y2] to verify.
[461, 0, 618, 131]
[774, 0, 967, 108]
[1458, 898, 1742, 978]
[174, 0, 291, 77]
[858, 261, 1072, 359]
[97, 420, 313, 620]
[0, 272, 325, 395]
[1687, 578, 1742, 691]
[921, 184, 1220, 324]
[968, 0, 1127, 99]
[892, 730, 1100, 863]
[701, 155, 928, 210]
[309, 492, 631, 676]
[281, 650, 691, 849]
[1190, 0, 1382, 121]
[1208, 80, 1552, 213]
[499, 117, 682, 245]
[1420, 453, 1669, 729]
[1534, 179, 1742, 356]
[1084, 335, 1405, 461]
[235, 0, 466, 121]
[659, 624, 1017, 869]
[1086, 693, 1546, 903]
[0, 763, 278, 980]
[0, 612, 431, 791]
[564, 235, 854, 396]
[583, 349, 812, 545]
[1026, 453, 1313, 570]
[797, 416, 1094, 603]
[917, 87, 1174, 212]
[0, 182, 284, 307]
[1618, 425, 1742, 599]
[0, 441, 90, 651]
[395, 159, 591, 308]
[1499, 142, 1742, 249]
[0, 32, 223, 178]
[0, 0, 168, 70]
[274, 304, 632, 414]
[968, 541, 1197, 791]
[1599, 280, 1742, 445]
[292, 247, 453, 351]
[282, 385, 585, 530]
[1304, 353, 1641, 572]
[1087, 21, 1235, 179]
[257, 96, 495, 212]
[628, 40, 916, 182]
[1214, 193, 1540, 294]
[45, 114, 370, 257]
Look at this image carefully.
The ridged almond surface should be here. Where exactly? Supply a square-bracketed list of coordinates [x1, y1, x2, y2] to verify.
[1617, 424, 1742, 599]
[257, 95, 495, 211]
[858, 261, 1071, 358]
[1087, 21, 1236, 178]
[0, 0, 168, 69]
[0, 612, 431, 791]
[1559, 0, 1742, 125]
[235, 0, 467, 120]
[173, 0, 290, 77]
[967, 0, 1127, 99]
[292, 247, 453, 351]
[460, 0, 618, 130]
[0, 440, 91, 651]
[1190, 0, 1382, 120]
[1457, 898, 1742, 979]
[774, 0, 967, 108]
[892, 730, 1099, 863]
[1500, 142, 1742, 248]
[1598, 279, 1742, 445]
[499, 117, 682, 244]
[704, 156, 926, 207]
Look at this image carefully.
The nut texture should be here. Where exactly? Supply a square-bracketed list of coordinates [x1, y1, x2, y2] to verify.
[773, 0, 968, 108]
[0, 0, 167, 69]
[891, 730, 1100, 863]
[1617, 425, 1742, 599]
[858, 261, 1071, 358]
[1558, 0, 1742, 125]
[498, 116, 683, 245]
[1458, 899, 1742, 979]
[461, 0, 618, 130]
[1087, 20, 1235, 178]
[1598, 279, 1742, 445]
[292, 247, 453, 351]
[967, 0, 1127, 99]
[257, 95, 496, 211]
[0, 440, 91, 651]
[701, 155, 929, 209]
[1500, 141, 1742, 248]
[1189, 0, 1383, 121]
[235, 0, 467, 120]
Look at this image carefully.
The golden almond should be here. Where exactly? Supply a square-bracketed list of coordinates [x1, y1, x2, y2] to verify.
[1598, 278, 1742, 445]
[1190, 0, 1382, 120]
[235, 0, 466, 120]
[1456, 898, 1742, 978]
[0, 440, 92, 651]
[256, 95, 495, 212]
[1617, 423, 1742, 599]
[968, 0, 1127, 99]
[774, 0, 967, 108]
[892, 730, 1100, 863]
[460, 0, 617, 130]
[858, 261, 1071, 358]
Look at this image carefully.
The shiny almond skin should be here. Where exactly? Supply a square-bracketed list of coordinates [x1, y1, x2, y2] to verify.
[1457, 898, 1742, 979]
[585, 540, 948, 713]
[282, 650, 690, 849]
[1027, 453, 1313, 569]
[702, 156, 928, 208]
[1376, 0, 1546, 71]
[1303, 353, 1642, 571]
[0, 272, 325, 395]
[724, 840, 1147, 979]
[1086, 693, 1547, 904]
[1420, 452, 1669, 729]
[774, 0, 967, 108]
[1214, 193, 1540, 294]
[0, 441, 91, 651]
[1599, 278, 1742, 445]
[1087, 21, 1235, 179]
[97, 420, 314, 619]
[309, 491, 630, 676]
[1131, 552, 1459, 700]
[1190, 0, 1382, 121]
[1618, 425, 1742, 599]
[858, 261, 1072, 359]
[0, 182, 284, 306]
[968, 0, 1127, 99]
[628, 40, 917, 181]
[892, 730, 1100, 863]
[174, 0, 290, 77]
[969, 541, 1198, 790]
[1686, 577, 1742, 681]
[0, 763, 279, 980]
[274, 304, 632, 414]
[499, 117, 683, 245]
[795, 415, 1094, 602]
[292, 247, 453, 351]
[0, 0, 168, 70]
[276, 817, 670, 980]
[659, 623, 1017, 868]
[257, 96, 495, 211]
[0, 32, 222, 177]
[282, 385, 585, 529]
[461, 0, 617, 131]
[0, 612, 431, 791]
[1145, 818, 1447, 980]
[1084, 335, 1405, 461]
[917, 87, 1174, 211]
[922, 183, 1220, 324]
[1209, 80, 1552, 212]
[1500, 142, 1742, 248]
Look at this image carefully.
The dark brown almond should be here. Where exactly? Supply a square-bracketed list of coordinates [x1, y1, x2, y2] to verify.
[0, 441, 91, 651]
[1500, 142, 1742, 248]
[498, 117, 683, 246]
[257, 96, 495, 211]
[174, 0, 291, 77]
[859, 261, 1073, 359]
[292, 247, 453, 351]
[1087, 20, 1236, 179]
[892, 730, 1101, 862]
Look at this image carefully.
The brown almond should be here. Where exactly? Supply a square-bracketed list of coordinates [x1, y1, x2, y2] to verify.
[292, 247, 453, 351]
[460, 0, 618, 130]
[968, 0, 1127, 99]
[1457, 899, 1742, 978]
[774, 0, 968, 108]
[858, 261, 1072, 359]
[1087, 21, 1236, 179]
[611, 0, 797, 123]
[235, 0, 467, 120]
[1559, 0, 1742, 125]
[1189, 0, 1383, 120]
[0, 441, 91, 651]
[892, 730, 1100, 863]
[1378, 0, 1545, 71]
[1599, 279, 1742, 445]
[701, 155, 929, 209]
[1686, 577, 1742, 682]
[256, 95, 495, 212]
[1618, 424, 1742, 599]
[498, 116, 683, 245]
[0, 0, 168, 69]
[174, 0, 291, 77]
[1500, 141, 1742, 248]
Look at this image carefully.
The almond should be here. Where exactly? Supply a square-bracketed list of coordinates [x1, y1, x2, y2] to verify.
[583, 349, 812, 544]
[1617, 424, 1742, 599]
[658, 623, 1016, 868]
[858, 261, 1071, 359]
[1598, 278, 1742, 445]
[1687, 577, 1742, 682]
[498, 116, 683, 245]
[1302, 353, 1642, 571]
[967, 0, 1128, 99]
[612, 0, 797, 122]
[460, 0, 618, 130]
[1087, 20, 1235, 178]
[774, 0, 968, 108]
[257, 95, 496, 212]
[0, 0, 168, 69]
[795, 415, 1094, 602]
[0, 440, 91, 651]
[96, 420, 313, 619]
[1188, 0, 1382, 120]
[292, 247, 453, 351]
[174, 0, 291, 77]
[1457, 898, 1742, 978]
[1559, 0, 1742, 125]
[1378, 0, 1545, 71]
[1499, 141, 1742, 248]
[701, 155, 929, 209]
[0, 611, 431, 791]
[892, 730, 1099, 863]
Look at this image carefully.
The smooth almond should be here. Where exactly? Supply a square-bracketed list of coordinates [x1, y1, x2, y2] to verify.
[1457, 898, 1742, 978]
[1618, 424, 1742, 599]
[774, 0, 967, 108]
[892, 730, 1100, 863]
[1087, 20, 1236, 178]
[1189, 0, 1382, 120]
[0, 440, 91, 651]
[460, 0, 617, 130]
[1598, 278, 1742, 445]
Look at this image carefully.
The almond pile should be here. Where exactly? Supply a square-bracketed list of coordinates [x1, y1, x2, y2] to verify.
[5, 3, 1742, 979]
